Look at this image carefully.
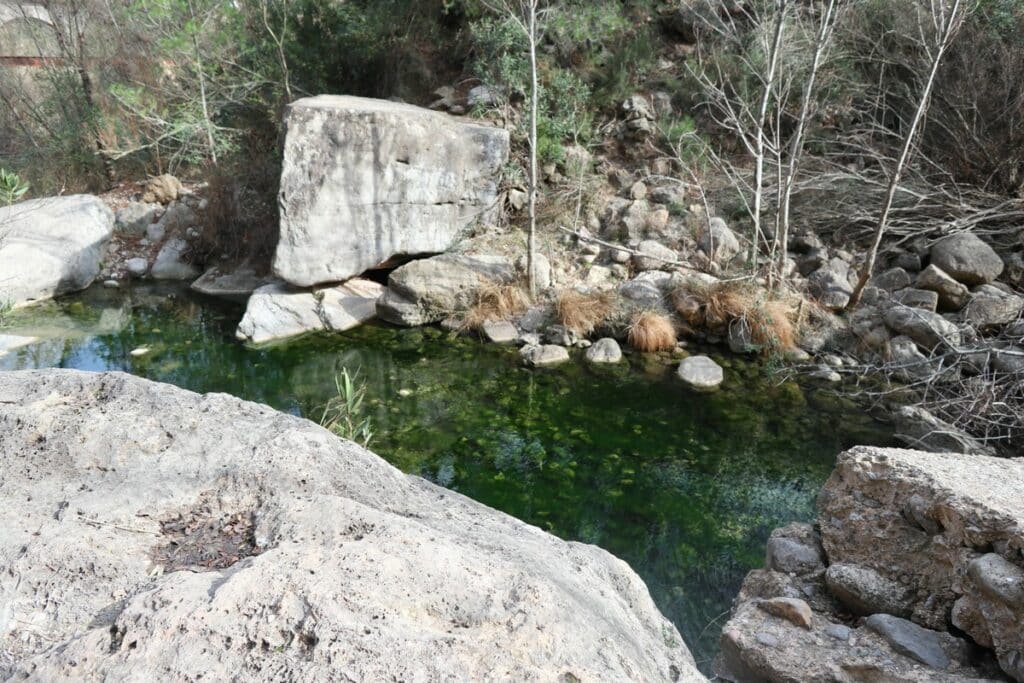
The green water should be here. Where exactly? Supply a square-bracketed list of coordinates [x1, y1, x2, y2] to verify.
[0, 283, 892, 669]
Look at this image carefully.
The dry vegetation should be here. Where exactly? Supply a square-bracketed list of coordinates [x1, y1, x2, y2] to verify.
[554, 289, 617, 336]
[674, 281, 800, 354]
[461, 282, 531, 331]
[627, 311, 677, 352]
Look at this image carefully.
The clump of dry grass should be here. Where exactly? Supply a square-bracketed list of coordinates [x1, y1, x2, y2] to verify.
[673, 280, 799, 354]
[555, 289, 617, 336]
[462, 282, 530, 331]
[627, 311, 678, 352]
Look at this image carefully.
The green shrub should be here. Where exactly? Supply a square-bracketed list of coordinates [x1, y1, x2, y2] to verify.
[320, 368, 374, 448]
[0, 169, 29, 206]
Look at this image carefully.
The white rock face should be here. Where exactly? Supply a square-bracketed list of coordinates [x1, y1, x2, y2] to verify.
[273, 96, 510, 287]
[0, 195, 114, 307]
[0, 370, 703, 682]
[236, 278, 384, 344]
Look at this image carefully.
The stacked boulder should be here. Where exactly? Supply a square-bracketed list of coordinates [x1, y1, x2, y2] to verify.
[718, 445, 1024, 682]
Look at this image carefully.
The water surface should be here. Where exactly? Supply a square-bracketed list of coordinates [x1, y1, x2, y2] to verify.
[0, 284, 892, 668]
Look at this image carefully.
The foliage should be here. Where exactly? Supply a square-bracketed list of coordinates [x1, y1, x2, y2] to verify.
[0, 169, 29, 206]
[320, 367, 374, 448]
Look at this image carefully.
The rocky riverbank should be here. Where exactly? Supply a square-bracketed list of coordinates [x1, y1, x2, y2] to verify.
[717, 446, 1024, 682]
[0, 369, 703, 682]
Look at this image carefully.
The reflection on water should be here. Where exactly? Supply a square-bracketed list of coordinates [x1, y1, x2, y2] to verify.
[1, 283, 893, 669]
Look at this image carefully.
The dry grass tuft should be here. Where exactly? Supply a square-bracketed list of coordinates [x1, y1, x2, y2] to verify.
[462, 282, 531, 331]
[627, 311, 678, 352]
[555, 289, 617, 336]
[674, 281, 799, 354]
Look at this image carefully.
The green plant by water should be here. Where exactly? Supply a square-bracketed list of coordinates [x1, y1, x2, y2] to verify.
[0, 169, 29, 206]
[320, 367, 374, 447]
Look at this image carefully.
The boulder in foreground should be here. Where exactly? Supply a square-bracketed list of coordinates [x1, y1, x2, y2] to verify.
[0, 195, 114, 307]
[273, 96, 509, 287]
[0, 369, 702, 682]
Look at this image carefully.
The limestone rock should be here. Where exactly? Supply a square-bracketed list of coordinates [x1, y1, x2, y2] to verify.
[864, 614, 954, 671]
[825, 563, 913, 617]
[481, 319, 518, 344]
[964, 287, 1024, 330]
[272, 96, 509, 287]
[0, 370, 702, 682]
[633, 240, 677, 272]
[150, 238, 201, 280]
[871, 267, 912, 292]
[141, 174, 183, 204]
[115, 202, 162, 235]
[892, 405, 996, 455]
[125, 257, 149, 278]
[677, 355, 723, 392]
[236, 279, 384, 344]
[930, 233, 1004, 286]
[520, 344, 570, 367]
[808, 258, 854, 311]
[697, 217, 741, 264]
[916, 264, 970, 310]
[883, 303, 962, 350]
[191, 263, 272, 300]
[819, 446, 1024, 678]
[376, 253, 515, 326]
[892, 287, 939, 312]
[0, 195, 114, 307]
[765, 523, 825, 575]
[585, 337, 622, 364]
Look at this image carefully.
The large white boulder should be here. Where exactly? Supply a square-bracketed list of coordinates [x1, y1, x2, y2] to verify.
[236, 278, 384, 344]
[273, 96, 510, 287]
[0, 370, 703, 682]
[0, 195, 114, 307]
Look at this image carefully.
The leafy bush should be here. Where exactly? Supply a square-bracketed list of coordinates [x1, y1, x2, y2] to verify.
[320, 368, 374, 447]
[0, 169, 29, 206]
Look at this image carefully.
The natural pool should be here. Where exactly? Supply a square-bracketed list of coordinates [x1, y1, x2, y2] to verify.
[0, 283, 893, 669]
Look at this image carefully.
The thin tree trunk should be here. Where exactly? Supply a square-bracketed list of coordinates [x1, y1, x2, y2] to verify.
[750, 0, 787, 272]
[848, 0, 963, 308]
[777, 0, 839, 288]
[526, 0, 538, 299]
[187, 0, 218, 166]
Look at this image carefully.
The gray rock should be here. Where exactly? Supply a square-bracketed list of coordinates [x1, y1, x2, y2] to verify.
[892, 288, 939, 312]
[883, 304, 962, 350]
[892, 405, 996, 456]
[0, 195, 114, 307]
[825, 563, 913, 618]
[930, 233, 1004, 286]
[377, 254, 515, 326]
[916, 265, 970, 310]
[871, 267, 912, 292]
[236, 279, 384, 344]
[887, 336, 935, 381]
[808, 258, 854, 311]
[964, 288, 1024, 329]
[865, 614, 950, 670]
[125, 257, 149, 278]
[518, 305, 548, 333]
[272, 96, 509, 287]
[150, 238, 201, 280]
[190, 263, 272, 300]
[969, 553, 1024, 610]
[467, 84, 500, 108]
[897, 252, 923, 272]
[115, 202, 162, 235]
[677, 355, 724, 392]
[825, 623, 852, 641]
[992, 346, 1024, 374]
[0, 370, 701, 682]
[520, 344, 570, 367]
[697, 217, 741, 264]
[585, 337, 622, 364]
[515, 253, 551, 292]
[797, 248, 829, 277]
[765, 525, 824, 575]
[633, 240, 677, 271]
[152, 200, 197, 236]
[619, 271, 672, 309]
[482, 319, 518, 345]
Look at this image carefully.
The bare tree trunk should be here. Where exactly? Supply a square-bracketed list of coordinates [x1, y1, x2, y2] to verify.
[776, 0, 840, 288]
[848, 0, 965, 308]
[261, 0, 292, 103]
[526, 0, 539, 298]
[749, 0, 787, 273]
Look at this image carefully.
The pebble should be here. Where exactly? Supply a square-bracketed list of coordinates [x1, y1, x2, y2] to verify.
[129, 347, 150, 357]
[102, 280, 120, 289]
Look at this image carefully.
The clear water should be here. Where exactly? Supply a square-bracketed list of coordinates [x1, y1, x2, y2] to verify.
[0, 283, 893, 669]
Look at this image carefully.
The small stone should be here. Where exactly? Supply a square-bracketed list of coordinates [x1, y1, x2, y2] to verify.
[916, 264, 969, 310]
[759, 597, 813, 629]
[521, 344, 570, 367]
[930, 233, 1004, 286]
[891, 288, 939, 312]
[677, 355, 723, 392]
[968, 553, 1024, 610]
[629, 181, 647, 200]
[865, 613, 950, 671]
[871, 267, 911, 292]
[129, 347, 150, 357]
[826, 564, 913, 618]
[826, 623, 852, 642]
[125, 258, 149, 278]
[755, 632, 780, 648]
[585, 338, 622, 364]
[482, 320, 518, 345]
[766, 537, 824, 575]
[102, 280, 120, 289]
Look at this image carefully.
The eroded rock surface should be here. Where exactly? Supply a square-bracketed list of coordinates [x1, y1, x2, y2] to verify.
[273, 96, 509, 287]
[0, 195, 114, 307]
[0, 369, 702, 682]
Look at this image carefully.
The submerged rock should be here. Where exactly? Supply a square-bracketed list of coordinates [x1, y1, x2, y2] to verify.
[273, 96, 509, 287]
[520, 344, 571, 367]
[677, 355, 724, 391]
[191, 263, 273, 300]
[586, 337, 623, 364]
[236, 279, 384, 344]
[0, 370, 702, 681]
[150, 238, 201, 281]
[0, 195, 114, 307]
